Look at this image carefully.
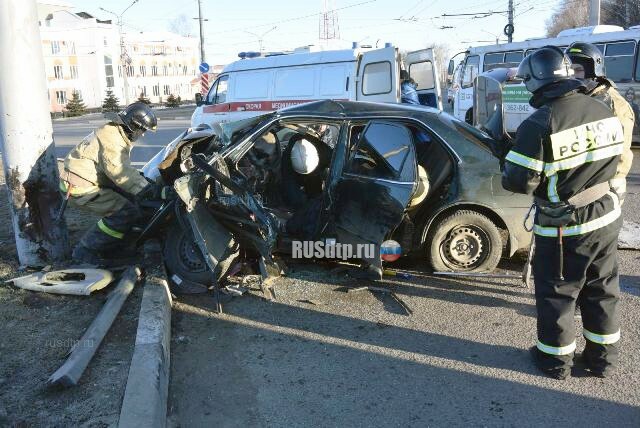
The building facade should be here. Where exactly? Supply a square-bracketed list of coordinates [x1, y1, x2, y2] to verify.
[39, 8, 200, 113]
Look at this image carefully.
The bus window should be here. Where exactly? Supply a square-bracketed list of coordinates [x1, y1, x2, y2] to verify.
[605, 41, 635, 82]
[504, 51, 523, 66]
[525, 48, 537, 56]
[595, 44, 605, 53]
[462, 55, 480, 88]
[483, 52, 503, 71]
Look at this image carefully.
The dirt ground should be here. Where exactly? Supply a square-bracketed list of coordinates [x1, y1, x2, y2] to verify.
[0, 163, 142, 427]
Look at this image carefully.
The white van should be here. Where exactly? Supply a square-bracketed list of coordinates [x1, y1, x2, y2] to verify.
[190, 45, 442, 128]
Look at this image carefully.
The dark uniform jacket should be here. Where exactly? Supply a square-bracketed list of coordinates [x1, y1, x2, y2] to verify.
[502, 79, 624, 238]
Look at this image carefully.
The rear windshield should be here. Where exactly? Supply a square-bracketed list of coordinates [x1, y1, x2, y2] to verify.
[436, 112, 499, 153]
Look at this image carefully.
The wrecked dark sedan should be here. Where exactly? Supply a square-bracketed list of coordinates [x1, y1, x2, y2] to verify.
[140, 100, 533, 290]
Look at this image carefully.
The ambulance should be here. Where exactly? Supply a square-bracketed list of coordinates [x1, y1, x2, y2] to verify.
[190, 44, 442, 128]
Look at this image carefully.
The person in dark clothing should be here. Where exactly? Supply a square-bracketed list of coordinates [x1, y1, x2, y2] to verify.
[502, 46, 624, 380]
[400, 69, 420, 105]
[565, 42, 634, 205]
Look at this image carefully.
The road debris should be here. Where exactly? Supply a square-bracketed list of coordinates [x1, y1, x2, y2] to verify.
[8, 268, 114, 296]
[48, 266, 141, 387]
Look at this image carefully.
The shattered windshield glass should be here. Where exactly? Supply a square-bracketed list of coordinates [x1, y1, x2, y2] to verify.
[219, 113, 274, 145]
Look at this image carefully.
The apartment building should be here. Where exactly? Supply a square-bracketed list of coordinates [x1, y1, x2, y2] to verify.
[39, 7, 200, 112]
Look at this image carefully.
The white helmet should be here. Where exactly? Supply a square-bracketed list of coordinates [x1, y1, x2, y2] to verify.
[290, 139, 319, 174]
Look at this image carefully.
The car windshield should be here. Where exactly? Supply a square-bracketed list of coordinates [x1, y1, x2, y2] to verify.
[219, 113, 274, 145]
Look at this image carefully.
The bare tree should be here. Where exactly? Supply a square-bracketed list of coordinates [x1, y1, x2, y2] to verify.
[545, 0, 589, 37]
[546, 0, 640, 37]
[602, 0, 640, 27]
[168, 14, 193, 37]
[428, 43, 450, 85]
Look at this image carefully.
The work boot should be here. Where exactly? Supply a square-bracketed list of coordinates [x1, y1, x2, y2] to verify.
[579, 352, 617, 378]
[529, 347, 570, 380]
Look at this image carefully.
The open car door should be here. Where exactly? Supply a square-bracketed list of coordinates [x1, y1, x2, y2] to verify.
[327, 120, 417, 267]
[405, 48, 443, 110]
[356, 47, 398, 103]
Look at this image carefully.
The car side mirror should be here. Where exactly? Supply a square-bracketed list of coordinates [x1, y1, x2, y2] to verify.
[195, 93, 203, 106]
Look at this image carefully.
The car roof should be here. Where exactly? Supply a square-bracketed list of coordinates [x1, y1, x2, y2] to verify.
[276, 100, 442, 120]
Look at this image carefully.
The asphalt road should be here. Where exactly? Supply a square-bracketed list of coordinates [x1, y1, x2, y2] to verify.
[167, 152, 640, 426]
[51, 106, 195, 165]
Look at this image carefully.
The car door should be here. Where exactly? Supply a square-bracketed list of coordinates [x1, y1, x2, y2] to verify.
[327, 120, 417, 259]
[355, 47, 398, 103]
[405, 48, 443, 110]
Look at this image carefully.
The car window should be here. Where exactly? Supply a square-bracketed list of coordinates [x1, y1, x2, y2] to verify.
[605, 41, 635, 82]
[462, 55, 480, 88]
[347, 122, 415, 182]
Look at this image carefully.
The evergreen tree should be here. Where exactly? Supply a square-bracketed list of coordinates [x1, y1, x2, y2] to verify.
[137, 92, 151, 105]
[64, 91, 86, 117]
[165, 94, 181, 108]
[102, 89, 120, 112]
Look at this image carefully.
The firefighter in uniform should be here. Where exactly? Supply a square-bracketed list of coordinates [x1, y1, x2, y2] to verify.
[565, 42, 634, 204]
[60, 102, 159, 265]
[502, 46, 624, 379]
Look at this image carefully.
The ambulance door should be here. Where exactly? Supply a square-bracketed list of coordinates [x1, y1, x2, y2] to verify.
[200, 75, 230, 126]
[355, 47, 398, 103]
[405, 48, 443, 110]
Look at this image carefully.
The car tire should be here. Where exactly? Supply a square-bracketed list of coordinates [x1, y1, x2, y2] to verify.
[427, 210, 502, 272]
[163, 224, 212, 286]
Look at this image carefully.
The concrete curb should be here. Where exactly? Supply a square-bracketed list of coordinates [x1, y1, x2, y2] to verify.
[118, 272, 172, 427]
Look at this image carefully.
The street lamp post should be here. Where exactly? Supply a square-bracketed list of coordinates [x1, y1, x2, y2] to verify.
[244, 26, 277, 53]
[100, 0, 139, 105]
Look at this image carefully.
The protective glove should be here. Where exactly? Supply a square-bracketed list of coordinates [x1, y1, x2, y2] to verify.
[610, 178, 626, 206]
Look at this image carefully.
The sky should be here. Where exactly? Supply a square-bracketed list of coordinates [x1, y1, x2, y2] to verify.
[69, 0, 565, 65]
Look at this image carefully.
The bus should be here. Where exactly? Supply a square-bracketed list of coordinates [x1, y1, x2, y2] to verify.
[449, 25, 640, 141]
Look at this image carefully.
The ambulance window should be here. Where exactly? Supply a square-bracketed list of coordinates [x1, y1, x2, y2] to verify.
[461, 55, 479, 88]
[206, 75, 229, 104]
[275, 68, 315, 97]
[362, 61, 392, 95]
[347, 121, 415, 181]
[408, 61, 435, 90]
[605, 41, 635, 82]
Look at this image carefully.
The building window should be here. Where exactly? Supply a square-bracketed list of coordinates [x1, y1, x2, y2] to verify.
[70, 65, 79, 79]
[163, 85, 170, 95]
[118, 66, 122, 77]
[68, 41, 76, 55]
[104, 36, 108, 47]
[55, 90, 66, 104]
[153, 85, 160, 96]
[51, 41, 60, 54]
[163, 65, 168, 76]
[183, 65, 188, 75]
[127, 65, 134, 77]
[142, 86, 147, 96]
[105, 55, 114, 87]
[140, 65, 146, 76]
[151, 64, 158, 76]
[53, 65, 63, 79]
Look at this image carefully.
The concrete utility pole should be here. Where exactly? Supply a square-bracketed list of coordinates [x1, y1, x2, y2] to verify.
[589, 0, 601, 26]
[507, 0, 514, 43]
[0, 0, 69, 265]
[100, 0, 139, 105]
[198, 0, 206, 63]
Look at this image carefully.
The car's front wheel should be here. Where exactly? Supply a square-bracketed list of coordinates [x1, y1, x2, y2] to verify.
[426, 210, 502, 272]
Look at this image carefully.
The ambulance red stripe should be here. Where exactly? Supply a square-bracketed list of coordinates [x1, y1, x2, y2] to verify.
[202, 99, 348, 113]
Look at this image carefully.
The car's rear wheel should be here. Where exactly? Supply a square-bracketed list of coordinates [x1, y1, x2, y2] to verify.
[427, 210, 502, 272]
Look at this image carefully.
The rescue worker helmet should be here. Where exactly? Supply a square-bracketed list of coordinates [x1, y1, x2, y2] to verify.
[290, 138, 320, 174]
[118, 102, 158, 141]
[565, 42, 605, 79]
[516, 45, 573, 94]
